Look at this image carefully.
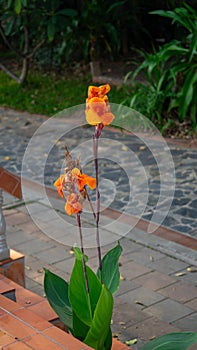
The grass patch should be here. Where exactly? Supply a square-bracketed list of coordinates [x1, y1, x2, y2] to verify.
[0, 70, 127, 116]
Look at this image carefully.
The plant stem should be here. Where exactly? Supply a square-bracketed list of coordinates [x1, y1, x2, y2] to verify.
[76, 213, 89, 294]
[92, 133, 102, 274]
[84, 187, 96, 219]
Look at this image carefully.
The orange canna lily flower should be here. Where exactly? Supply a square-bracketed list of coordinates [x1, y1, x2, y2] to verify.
[86, 84, 114, 126]
[54, 175, 65, 198]
[88, 84, 110, 99]
[86, 109, 114, 126]
[72, 168, 96, 192]
[65, 193, 82, 215]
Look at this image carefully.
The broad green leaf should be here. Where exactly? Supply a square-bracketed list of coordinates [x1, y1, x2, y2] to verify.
[150, 10, 189, 31]
[141, 332, 197, 350]
[84, 284, 113, 350]
[72, 311, 90, 341]
[44, 268, 73, 331]
[179, 68, 197, 120]
[57, 9, 77, 16]
[104, 327, 112, 350]
[107, 1, 126, 14]
[5, 18, 15, 36]
[97, 243, 122, 294]
[189, 32, 197, 62]
[7, 0, 12, 9]
[47, 20, 56, 42]
[69, 259, 102, 327]
[14, 0, 21, 14]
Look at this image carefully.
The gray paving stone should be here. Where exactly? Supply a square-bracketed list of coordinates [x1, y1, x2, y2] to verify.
[126, 316, 180, 345]
[25, 276, 40, 289]
[134, 271, 177, 291]
[172, 312, 197, 331]
[123, 246, 165, 265]
[119, 237, 144, 254]
[7, 229, 36, 246]
[13, 237, 56, 255]
[145, 299, 194, 323]
[158, 281, 197, 303]
[116, 279, 140, 297]
[35, 245, 70, 264]
[120, 260, 152, 280]
[113, 298, 151, 327]
[50, 255, 75, 274]
[173, 270, 197, 286]
[118, 286, 165, 308]
[185, 298, 197, 311]
[147, 256, 189, 274]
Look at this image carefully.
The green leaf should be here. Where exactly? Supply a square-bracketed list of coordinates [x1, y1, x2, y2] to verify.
[14, 0, 21, 14]
[47, 20, 56, 42]
[7, 0, 12, 9]
[57, 8, 77, 17]
[84, 284, 113, 350]
[72, 311, 90, 341]
[107, 1, 126, 14]
[69, 259, 102, 327]
[97, 243, 122, 294]
[179, 68, 197, 121]
[104, 327, 112, 350]
[44, 268, 73, 331]
[5, 18, 15, 36]
[141, 332, 197, 350]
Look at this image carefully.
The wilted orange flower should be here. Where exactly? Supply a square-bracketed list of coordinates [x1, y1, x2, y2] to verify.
[88, 84, 110, 99]
[54, 175, 65, 198]
[65, 193, 82, 215]
[86, 84, 114, 126]
[72, 168, 96, 192]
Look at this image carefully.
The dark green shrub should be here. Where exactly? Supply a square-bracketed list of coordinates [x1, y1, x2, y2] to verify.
[124, 3, 197, 132]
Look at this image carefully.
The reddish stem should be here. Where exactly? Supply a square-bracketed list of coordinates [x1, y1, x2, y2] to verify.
[76, 213, 89, 294]
[92, 126, 102, 274]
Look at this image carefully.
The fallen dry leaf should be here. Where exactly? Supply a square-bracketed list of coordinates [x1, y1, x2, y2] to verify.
[125, 338, 138, 345]
[37, 269, 43, 273]
[175, 271, 186, 277]
[135, 300, 145, 306]
[187, 267, 197, 273]
[139, 145, 146, 151]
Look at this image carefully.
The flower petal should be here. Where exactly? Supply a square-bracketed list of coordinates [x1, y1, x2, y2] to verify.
[54, 176, 64, 198]
[65, 201, 74, 215]
[71, 168, 81, 177]
[101, 112, 115, 126]
[86, 109, 102, 125]
[82, 175, 96, 190]
[88, 84, 110, 99]
[65, 200, 82, 215]
[88, 98, 106, 116]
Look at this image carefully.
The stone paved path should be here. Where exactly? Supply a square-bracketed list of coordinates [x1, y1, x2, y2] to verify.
[1, 107, 197, 239]
[3, 190, 197, 350]
[1, 107, 197, 349]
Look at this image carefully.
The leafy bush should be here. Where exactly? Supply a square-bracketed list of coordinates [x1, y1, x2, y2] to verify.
[0, 0, 77, 81]
[124, 3, 197, 132]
